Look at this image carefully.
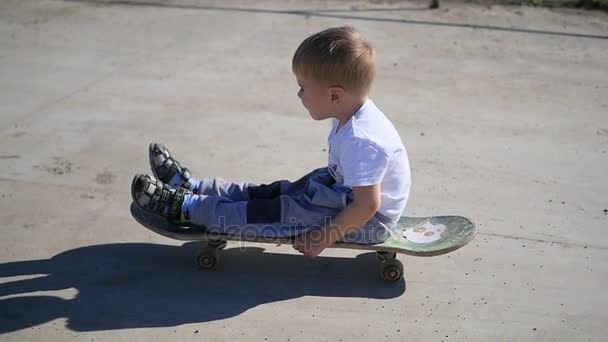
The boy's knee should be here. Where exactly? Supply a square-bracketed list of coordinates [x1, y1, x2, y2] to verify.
[247, 181, 283, 199]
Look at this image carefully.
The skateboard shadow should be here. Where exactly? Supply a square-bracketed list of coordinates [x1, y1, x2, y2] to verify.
[0, 242, 406, 333]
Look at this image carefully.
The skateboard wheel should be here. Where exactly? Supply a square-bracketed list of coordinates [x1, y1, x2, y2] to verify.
[381, 259, 404, 282]
[196, 250, 219, 270]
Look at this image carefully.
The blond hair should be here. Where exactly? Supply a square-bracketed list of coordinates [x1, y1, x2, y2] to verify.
[292, 26, 376, 96]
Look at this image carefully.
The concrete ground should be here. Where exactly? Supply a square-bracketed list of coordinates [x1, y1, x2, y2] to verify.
[1, 0, 607, 341]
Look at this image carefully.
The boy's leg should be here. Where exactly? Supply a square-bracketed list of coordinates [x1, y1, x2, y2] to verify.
[131, 174, 252, 227]
[181, 194, 249, 227]
[194, 178, 292, 201]
[181, 188, 340, 229]
[194, 168, 313, 201]
[149, 142, 308, 202]
[182, 168, 347, 229]
[133, 170, 390, 243]
[180, 169, 319, 228]
[192, 178, 255, 200]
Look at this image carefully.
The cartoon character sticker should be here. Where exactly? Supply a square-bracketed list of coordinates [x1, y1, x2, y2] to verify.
[403, 223, 447, 244]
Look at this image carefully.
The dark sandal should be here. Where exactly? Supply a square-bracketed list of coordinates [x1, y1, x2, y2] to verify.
[148, 143, 192, 190]
[131, 174, 190, 220]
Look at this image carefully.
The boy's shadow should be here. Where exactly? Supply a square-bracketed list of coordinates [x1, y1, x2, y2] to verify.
[0, 242, 406, 333]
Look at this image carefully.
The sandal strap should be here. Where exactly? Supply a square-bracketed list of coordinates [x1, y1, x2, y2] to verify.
[168, 187, 188, 219]
[181, 167, 191, 181]
[139, 175, 188, 220]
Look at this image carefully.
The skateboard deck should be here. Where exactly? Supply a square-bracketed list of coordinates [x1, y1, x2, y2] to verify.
[130, 203, 476, 256]
[130, 202, 476, 281]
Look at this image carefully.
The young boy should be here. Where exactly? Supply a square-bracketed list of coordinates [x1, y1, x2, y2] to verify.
[131, 26, 411, 257]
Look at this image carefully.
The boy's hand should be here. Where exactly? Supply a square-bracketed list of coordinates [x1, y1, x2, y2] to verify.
[292, 227, 333, 257]
[292, 184, 382, 258]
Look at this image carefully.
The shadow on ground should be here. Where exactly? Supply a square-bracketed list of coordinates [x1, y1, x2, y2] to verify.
[0, 242, 405, 333]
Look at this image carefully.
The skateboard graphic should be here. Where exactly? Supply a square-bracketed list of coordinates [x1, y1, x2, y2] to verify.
[130, 203, 476, 282]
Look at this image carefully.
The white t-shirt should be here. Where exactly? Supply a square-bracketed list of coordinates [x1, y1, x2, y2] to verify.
[327, 99, 411, 223]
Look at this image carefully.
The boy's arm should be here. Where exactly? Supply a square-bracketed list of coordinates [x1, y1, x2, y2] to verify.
[293, 184, 381, 257]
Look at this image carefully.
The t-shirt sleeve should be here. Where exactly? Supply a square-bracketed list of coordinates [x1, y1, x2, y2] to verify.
[340, 138, 390, 187]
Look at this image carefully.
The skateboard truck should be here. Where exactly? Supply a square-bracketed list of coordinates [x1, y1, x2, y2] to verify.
[195, 242, 406, 282]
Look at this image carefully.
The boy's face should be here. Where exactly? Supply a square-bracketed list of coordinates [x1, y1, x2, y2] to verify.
[295, 71, 334, 121]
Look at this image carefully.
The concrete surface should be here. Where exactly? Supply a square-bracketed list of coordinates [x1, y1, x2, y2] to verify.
[1, 0, 607, 341]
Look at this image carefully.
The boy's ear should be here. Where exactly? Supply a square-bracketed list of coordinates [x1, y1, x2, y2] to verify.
[329, 86, 345, 104]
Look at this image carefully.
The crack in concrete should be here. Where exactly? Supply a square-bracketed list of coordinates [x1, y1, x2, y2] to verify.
[64, 0, 608, 40]
[478, 231, 607, 251]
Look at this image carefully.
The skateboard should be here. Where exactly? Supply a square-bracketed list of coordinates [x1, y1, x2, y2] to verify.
[130, 202, 476, 282]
